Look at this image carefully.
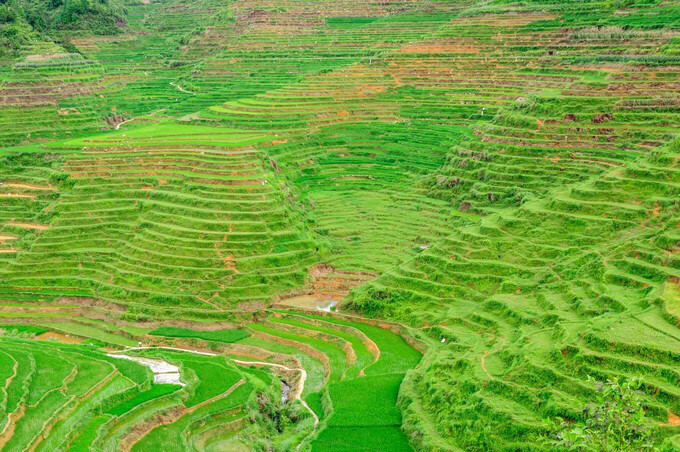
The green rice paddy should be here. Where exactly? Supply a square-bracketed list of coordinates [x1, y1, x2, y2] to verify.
[149, 326, 250, 343]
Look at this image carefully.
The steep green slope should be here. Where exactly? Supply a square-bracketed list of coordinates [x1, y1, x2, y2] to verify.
[0, 0, 126, 58]
[0, 0, 679, 450]
[0, 123, 317, 310]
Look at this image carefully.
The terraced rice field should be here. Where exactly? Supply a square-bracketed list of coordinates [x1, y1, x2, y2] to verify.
[0, 0, 679, 450]
[0, 310, 420, 450]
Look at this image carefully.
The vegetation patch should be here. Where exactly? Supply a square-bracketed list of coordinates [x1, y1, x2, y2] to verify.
[106, 384, 181, 416]
[0, 324, 47, 335]
[149, 326, 250, 343]
[0, 0, 678, 449]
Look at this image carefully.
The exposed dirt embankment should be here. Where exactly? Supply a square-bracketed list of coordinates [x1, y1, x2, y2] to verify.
[36, 331, 82, 344]
[119, 376, 245, 451]
[276, 264, 376, 310]
[265, 318, 356, 368]
[280, 313, 381, 365]
[251, 330, 331, 379]
[280, 307, 429, 354]
[0, 403, 26, 448]
[119, 405, 186, 451]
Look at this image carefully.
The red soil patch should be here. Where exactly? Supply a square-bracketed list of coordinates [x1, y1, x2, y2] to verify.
[307, 264, 374, 300]
[253, 330, 331, 377]
[120, 406, 187, 451]
[121, 379, 245, 451]
[7, 222, 48, 230]
[214, 243, 239, 273]
[0, 193, 36, 199]
[2, 183, 54, 191]
[57, 108, 79, 116]
[666, 413, 680, 426]
[36, 331, 83, 344]
[0, 403, 25, 447]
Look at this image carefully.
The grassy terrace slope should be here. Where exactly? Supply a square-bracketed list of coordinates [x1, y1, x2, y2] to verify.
[0, 326, 273, 451]
[0, 123, 317, 310]
[0, 310, 421, 451]
[0, 0, 679, 450]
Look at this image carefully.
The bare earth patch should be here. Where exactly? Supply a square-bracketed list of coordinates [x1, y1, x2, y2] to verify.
[36, 331, 83, 344]
[0, 193, 36, 199]
[666, 413, 680, 426]
[2, 183, 54, 191]
[7, 222, 48, 230]
[278, 295, 339, 312]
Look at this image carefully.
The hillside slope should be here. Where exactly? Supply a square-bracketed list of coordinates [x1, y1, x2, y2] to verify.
[0, 0, 126, 57]
[0, 0, 679, 450]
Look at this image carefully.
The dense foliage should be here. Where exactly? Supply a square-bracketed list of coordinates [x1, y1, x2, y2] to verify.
[549, 378, 655, 451]
[0, 0, 125, 57]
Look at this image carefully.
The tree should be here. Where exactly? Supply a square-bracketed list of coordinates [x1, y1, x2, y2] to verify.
[548, 377, 655, 451]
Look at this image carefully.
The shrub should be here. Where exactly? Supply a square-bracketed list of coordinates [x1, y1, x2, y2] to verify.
[546, 378, 655, 451]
